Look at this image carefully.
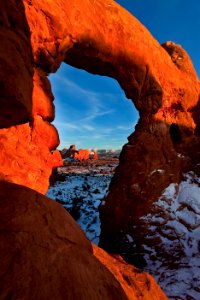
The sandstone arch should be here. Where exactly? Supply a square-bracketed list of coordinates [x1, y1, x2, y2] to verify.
[0, 0, 200, 297]
[1, 0, 200, 240]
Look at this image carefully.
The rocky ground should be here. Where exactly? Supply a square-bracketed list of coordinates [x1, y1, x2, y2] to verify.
[47, 160, 200, 300]
[140, 172, 200, 300]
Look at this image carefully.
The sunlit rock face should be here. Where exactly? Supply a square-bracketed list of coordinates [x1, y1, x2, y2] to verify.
[75, 149, 90, 161]
[0, 1, 62, 194]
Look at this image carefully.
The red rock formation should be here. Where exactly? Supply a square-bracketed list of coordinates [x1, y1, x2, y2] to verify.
[75, 149, 90, 161]
[32, 68, 55, 121]
[0, 0, 200, 297]
[0, 122, 61, 194]
[0, 1, 61, 193]
[92, 150, 99, 160]
[99, 42, 200, 255]
[75, 149, 99, 161]
[1, 0, 199, 197]
[0, 181, 167, 300]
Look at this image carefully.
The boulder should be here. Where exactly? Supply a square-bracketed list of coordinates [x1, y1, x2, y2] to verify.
[0, 181, 167, 300]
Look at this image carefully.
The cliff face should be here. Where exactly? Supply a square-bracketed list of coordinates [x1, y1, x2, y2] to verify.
[0, 1, 62, 194]
[0, 0, 200, 298]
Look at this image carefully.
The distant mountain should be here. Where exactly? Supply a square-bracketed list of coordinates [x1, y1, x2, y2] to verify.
[97, 149, 121, 159]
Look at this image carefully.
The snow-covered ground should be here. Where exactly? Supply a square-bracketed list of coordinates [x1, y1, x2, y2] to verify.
[47, 161, 116, 244]
[47, 166, 200, 300]
[140, 172, 200, 300]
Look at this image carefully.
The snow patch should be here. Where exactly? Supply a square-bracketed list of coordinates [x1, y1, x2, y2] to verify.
[47, 163, 200, 300]
[126, 234, 134, 243]
[140, 172, 200, 299]
[150, 169, 165, 176]
[46, 162, 116, 244]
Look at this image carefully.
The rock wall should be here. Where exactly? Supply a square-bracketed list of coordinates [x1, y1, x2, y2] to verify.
[0, 1, 62, 194]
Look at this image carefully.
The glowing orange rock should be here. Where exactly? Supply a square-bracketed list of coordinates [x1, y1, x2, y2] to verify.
[93, 150, 98, 160]
[75, 149, 90, 161]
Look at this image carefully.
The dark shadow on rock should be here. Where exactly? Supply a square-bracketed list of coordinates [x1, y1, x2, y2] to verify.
[0, 181, 129, 300]
[0, 0, 33, 128]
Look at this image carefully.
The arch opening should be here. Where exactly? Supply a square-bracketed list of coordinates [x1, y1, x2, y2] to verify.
[47, 62, 139, 244]
[49, 63, 139, 151]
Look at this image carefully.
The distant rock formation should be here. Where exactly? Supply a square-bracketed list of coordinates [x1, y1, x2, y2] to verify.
[75, 149, 90, 161]
[61, 145, 98, 161]
[92, 150, 98, 160]
[75, 149, 98, 161]
[1, 0, 200, 298]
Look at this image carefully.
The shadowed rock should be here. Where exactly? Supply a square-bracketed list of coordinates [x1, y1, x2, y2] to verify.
[0, 181, 167, 300]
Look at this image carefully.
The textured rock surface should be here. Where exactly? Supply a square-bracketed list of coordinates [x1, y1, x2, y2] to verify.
[93, 245, 167, 300]
[99, 42, 200, 257]
[0, 2, 61, 192]
[0, 181, 167, 300]
[0, 121, 61, 194]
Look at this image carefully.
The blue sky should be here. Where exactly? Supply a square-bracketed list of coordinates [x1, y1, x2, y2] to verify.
[49, 0, 200, 150]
